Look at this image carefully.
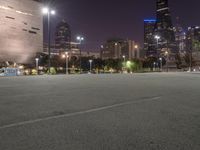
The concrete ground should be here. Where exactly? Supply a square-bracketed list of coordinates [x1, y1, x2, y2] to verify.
[0, 73, 200, 150]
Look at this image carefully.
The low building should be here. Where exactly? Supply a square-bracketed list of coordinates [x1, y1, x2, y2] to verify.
[81, 51, 100, 59]
[101, 39, 141, 60]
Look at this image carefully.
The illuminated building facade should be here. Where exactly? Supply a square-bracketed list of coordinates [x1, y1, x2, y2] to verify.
[0, 0, 43, 64]
[54, 20, 71, 53]
[101, 39, 140, 60]
[144, 19, 157, 57]
[186, 26, 200, 61]
[154, 0, 177, 55]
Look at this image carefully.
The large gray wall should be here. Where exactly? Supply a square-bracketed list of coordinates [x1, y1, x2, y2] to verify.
[0, 0, 43, 64]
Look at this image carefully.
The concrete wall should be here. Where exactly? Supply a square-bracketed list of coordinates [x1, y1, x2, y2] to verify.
[0, 0, 43, 64]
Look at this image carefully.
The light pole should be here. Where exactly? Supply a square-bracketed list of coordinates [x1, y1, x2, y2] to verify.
[153, 62, 156, 71]
[77, 36, 84, 74]
[134, 45, 139, 58]
[122, 55, 126, 72]
[159, 57, 163, 72]
[35, 58, 39, 75]
[155, 35, 160, 63]
[155, 35, 160, 49]
[89, 59, 93, 73]
[165, 51, 169, 72]
[42, 7, 55, 74]
[123, 55, 126, 63]
[62, 52, 69, 75]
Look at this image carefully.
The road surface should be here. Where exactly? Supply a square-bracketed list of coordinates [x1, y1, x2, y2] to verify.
[0, 73, 200, 150]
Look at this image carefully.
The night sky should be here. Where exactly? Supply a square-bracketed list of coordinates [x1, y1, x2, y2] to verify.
[44, 0, 200, 52]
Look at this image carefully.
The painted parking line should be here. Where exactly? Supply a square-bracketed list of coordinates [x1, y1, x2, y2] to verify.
[0, 96, 161, 130]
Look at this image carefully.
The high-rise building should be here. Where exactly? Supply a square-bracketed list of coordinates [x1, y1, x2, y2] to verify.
[0, 0, 43, 64]
[54, 20, 71, 53]
[174, 17, 186, 53]
[101, 39, 140, 60]
[154, 0, 177, 55]
[144, 19, 157, 57]
[186, 26, 200, 61]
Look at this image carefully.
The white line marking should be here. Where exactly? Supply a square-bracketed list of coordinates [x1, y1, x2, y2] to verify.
[0, 96, 161, 130]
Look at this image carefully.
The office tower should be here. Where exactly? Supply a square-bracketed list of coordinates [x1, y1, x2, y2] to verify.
[144, 19, 157, 57]
[174, 17, 186, 54]
[55, 20, 71, 53]
[186, 26, 200, 61]
[155, 0, 177, 55]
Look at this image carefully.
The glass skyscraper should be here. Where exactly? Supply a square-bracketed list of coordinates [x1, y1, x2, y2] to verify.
[54, 20, 71, 53]
[154, 0, 177, 55]
[144, 19, 157, 57]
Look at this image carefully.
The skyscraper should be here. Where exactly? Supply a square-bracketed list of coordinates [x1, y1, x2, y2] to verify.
[174, 17, 186, 53]
[54, 20, 71, 53]
[0, 0, 43, 64]
[154, 0, 177, 55]
[186, 26, 200, 62]
[144, 19, 157, 57]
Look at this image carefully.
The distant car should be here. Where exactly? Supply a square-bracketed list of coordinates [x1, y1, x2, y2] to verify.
[0, 68, 5, 76]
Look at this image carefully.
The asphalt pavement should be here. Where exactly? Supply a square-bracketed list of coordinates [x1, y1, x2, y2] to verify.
[0, 73, 200, 150]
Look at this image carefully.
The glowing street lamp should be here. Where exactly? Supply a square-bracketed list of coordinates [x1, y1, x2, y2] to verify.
[122, 55, 126, 62]
[159, 57, 163, 71]
[62, 52, 69, 75]
[76, 36, 84, 73]
[153, 62, 156, 71]
[89, 59, 93, 73]
[134, 45, 139, 49]
[42, 7, 55, 74]
[155, 35, 160, 48]
[77, 36, 84, 42]
[165, 51, 169, 72]
[35, 58, 39, 75]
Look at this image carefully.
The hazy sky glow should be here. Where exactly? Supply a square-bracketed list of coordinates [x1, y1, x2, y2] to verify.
[44, 0, 200, 51]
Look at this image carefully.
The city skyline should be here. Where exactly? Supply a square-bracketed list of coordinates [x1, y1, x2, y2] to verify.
[44, 0, 200, 51]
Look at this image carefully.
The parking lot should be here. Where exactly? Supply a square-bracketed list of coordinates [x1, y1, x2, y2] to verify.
[0, 73, 200, 150]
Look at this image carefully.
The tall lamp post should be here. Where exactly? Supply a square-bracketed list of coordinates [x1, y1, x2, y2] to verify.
[122, 55, 126, 72]
[153, 62, 156, 71]
[123, 55, 126, 63]
[155, 35, 160, 49]
[77, 36, 84, 74]
[159, 57, 163, 72]
[42, 7, 55, 74]
[155, 35, 160, 64]
[134, 45, 139, 59]
[89, 59, 93, 73]
[35, 58, 39, 75]
[165, 51, 169, 72]
[62, 52, 69, 75]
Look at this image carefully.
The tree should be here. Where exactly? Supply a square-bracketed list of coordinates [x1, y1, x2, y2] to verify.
[184, 52, 196, 68]
[175, 53, 182, 69]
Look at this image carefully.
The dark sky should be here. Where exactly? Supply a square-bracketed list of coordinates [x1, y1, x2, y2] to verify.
[45, 0, 200, 52]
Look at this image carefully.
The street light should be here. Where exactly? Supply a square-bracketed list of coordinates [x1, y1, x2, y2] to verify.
[159, 57, 163, 72]
[35, 58, 39, 75]
[89, 59, 93, 73]
[153, 62, 156, 71]
[62, 52, 69, 75]
[122, 55, 126, 73]
[134, 45, 139, 49]
[122, 55, 126, 62]
[165, 51, 169, 72]
[77, 36, 84, 74]
[42, 7, 55, 74]
[155, 35, 160, 49]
